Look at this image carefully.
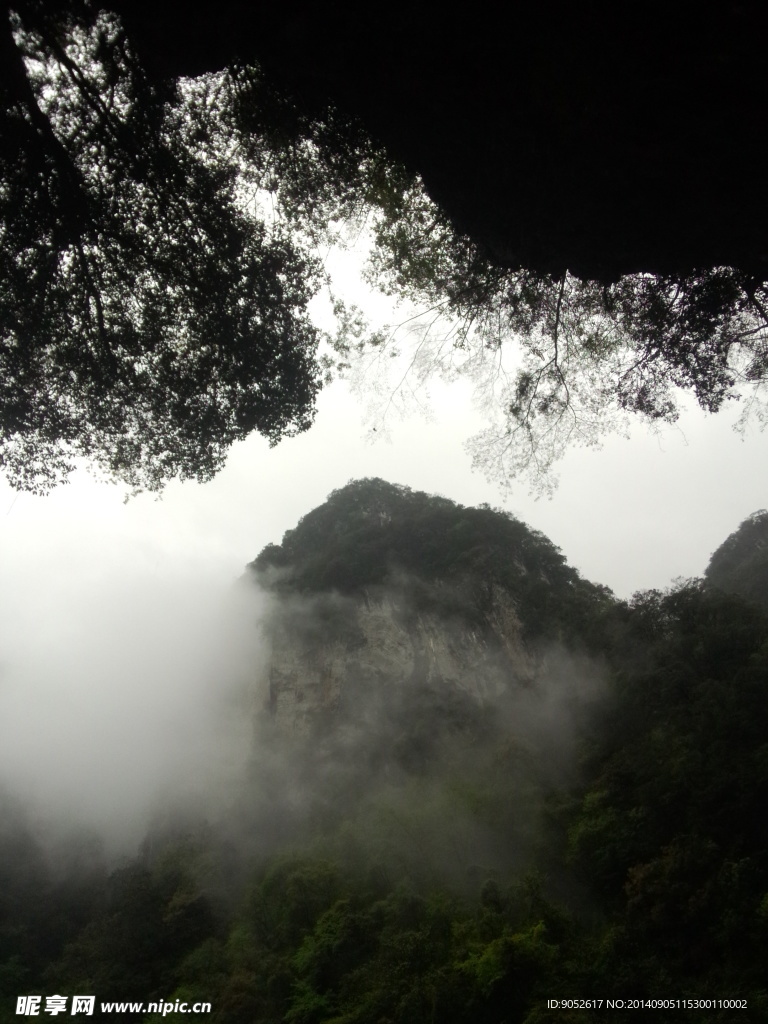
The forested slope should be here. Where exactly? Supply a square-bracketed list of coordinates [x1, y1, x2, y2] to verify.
[1, 484, 767, 1022]
[705, 510, 768, 611]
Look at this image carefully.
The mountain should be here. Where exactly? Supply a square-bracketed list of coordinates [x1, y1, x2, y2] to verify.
[246, 479, 613, 744]
[236, 479, 616, 912]
[705, 509, 768, 610]
[4, 485, 768, 1022]
[229, 485, 768, 1015]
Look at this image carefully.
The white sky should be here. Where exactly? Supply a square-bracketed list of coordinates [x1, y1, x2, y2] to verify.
[2, 368, 765, 600]
[2, 242, 767, 848]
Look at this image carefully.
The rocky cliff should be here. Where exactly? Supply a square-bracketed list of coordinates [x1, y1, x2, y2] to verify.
[260, 581, 535, 736]
[247, 479, 611, 744]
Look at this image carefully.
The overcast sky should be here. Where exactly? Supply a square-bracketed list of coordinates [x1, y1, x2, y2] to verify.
[2, 369, 765, 603]
[2, 243, 767, 850]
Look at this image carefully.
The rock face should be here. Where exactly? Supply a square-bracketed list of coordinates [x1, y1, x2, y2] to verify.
[259, 580, 534, 737]
[248, 479, 609, 741]
[114, 1, 768, 281]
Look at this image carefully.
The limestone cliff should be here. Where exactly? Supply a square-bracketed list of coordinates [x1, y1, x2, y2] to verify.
[260, 581, 535, 736]
[247, 479, 612, 740]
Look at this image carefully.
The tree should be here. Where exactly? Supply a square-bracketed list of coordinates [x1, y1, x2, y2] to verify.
[337, 186, 768, 493]
[4, 0, 768, 495]
[705, 510, 768, 610]
[224, 72, 768, 493]
[1, 2, 325, 493]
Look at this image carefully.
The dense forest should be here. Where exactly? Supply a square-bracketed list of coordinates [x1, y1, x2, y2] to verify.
[2, 482, 767, 1022]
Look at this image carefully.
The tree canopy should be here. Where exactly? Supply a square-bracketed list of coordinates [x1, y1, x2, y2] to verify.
[1, 2, 324, 492]
[704, 510, 768, 610]
[3, 0, 768, 493]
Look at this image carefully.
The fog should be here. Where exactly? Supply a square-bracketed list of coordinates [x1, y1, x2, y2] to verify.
[219, 577, 611, 891]
[0, 561, 267, 854]
[0, 514, 607, 892]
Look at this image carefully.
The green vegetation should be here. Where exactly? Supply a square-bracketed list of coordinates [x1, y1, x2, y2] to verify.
[1, 6, 325, 493]
[3, 485, 768, 1021]
[249, 478, 613, 646]
[705, 510, 768, 610]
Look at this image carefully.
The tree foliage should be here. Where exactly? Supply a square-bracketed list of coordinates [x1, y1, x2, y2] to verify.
[249, 478, 612, 643]
[568, 581, 768, 1000]
[219, 64, 768, 492]
[1, 3, 324, 493]
[704, 509, 768, 610]
[348, 200, 768, 492]
[3, 2, 768, 495]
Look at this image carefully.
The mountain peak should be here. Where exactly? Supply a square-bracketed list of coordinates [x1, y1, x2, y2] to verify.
[248, 478, 612, 643]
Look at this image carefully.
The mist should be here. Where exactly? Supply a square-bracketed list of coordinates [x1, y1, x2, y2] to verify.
[0, 497, 611, 911]
[9, 492, 738, 1019]
[0, 557, 268, 855]
[229, 577, 611, 892]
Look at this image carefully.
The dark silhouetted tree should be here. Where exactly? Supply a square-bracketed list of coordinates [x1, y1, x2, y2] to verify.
[4, 1, 768, 495]
[1, 3, 324, 493]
